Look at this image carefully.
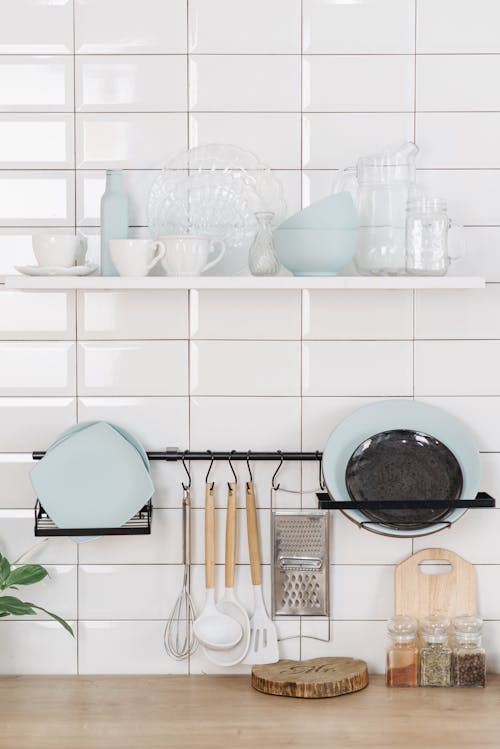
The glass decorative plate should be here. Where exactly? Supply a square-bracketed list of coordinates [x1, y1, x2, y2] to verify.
[147, 144, 286, 276]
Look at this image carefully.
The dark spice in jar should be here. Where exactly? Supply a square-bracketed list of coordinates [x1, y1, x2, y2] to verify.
[453, 652, 486, 687]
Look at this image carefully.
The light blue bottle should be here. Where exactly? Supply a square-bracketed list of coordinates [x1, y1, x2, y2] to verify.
[100, 169, 128, 276]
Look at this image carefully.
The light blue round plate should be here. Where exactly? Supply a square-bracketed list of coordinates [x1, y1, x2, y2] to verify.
[47, 421, 150, 471]
[322, 399, 481, 538]
[32, 422, 153, 543]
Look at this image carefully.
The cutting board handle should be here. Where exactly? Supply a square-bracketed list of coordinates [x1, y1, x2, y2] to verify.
[394, 547, 477, 619]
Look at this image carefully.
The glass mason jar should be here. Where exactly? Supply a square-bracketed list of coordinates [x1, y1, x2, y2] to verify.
[405, 197, 464, 276]
[453, 615, 486, 687]
[386, 616, 419, 687]
[419, 615, 452, 687]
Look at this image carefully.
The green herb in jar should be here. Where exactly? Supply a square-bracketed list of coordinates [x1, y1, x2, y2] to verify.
[419, 615, 452, 687]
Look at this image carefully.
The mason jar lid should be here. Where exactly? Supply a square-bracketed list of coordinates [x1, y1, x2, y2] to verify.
[407, 196, 447, 214]
[453, 614, 483, 641]
[387, 615, 418, 641]
[421, 614, 450, 644]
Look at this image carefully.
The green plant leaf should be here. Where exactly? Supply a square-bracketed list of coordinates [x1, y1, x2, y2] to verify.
[7, 565, 48, 588]
[29, 605, 74, 637]
[0, 595, 36, 616]
[0, 556, 11, 589]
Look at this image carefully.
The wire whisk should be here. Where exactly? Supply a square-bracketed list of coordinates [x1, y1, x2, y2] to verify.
[164, 479, 198, 660]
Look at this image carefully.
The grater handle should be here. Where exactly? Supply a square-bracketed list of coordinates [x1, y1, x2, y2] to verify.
[245, 480, 262, 585]
[205, 482, 215, 590]
[279, 556, 323, 571]
[225, 482, 237, 588]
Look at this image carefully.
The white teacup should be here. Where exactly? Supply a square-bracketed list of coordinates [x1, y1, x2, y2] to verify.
[110, 239, 166, 277]
[32, 234, 87, 267]
[159, 235, 226, 276]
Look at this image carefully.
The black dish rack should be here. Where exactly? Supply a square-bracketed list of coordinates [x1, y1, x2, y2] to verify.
[32, 449, 495, 537]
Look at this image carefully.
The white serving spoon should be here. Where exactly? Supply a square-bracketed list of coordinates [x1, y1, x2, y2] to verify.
[204, 481, 251, 666]
[194, 481, 242, 651]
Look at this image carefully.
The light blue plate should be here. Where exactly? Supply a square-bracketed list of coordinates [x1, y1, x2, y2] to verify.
[322, 399, 481, 538]
[30, 422, 154, 531]
[47, 421, 150, 471]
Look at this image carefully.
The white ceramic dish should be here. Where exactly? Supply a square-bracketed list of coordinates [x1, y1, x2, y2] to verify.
[15, 263, 98, 277]
[322, 399, 481, 538]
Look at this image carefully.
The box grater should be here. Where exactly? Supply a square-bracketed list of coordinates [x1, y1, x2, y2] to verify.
[271, 511, 329, 617]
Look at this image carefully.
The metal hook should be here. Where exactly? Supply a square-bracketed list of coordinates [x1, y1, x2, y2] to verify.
[271, 451, 284, 491]
[181, 452, 191, 490]
[316, 451, 326, 491]
[246, 450, 253, 483]
[205, 450, 214, 489]
[228, 450, 237, 489]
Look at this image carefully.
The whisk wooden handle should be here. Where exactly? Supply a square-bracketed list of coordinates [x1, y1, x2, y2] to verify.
[205, 482, 216, 590]
[246, 480, 261, 586]
[225, 482, 237, 588]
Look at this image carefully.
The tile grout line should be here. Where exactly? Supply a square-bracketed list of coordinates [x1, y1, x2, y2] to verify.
[72, 0, 80, 676]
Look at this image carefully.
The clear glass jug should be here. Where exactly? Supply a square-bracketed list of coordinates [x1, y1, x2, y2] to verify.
[336, 142, 419, 276]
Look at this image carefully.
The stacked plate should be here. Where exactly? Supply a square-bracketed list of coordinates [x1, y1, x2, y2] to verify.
[322, 400, 481, 538]
[30, 421, 153, 533]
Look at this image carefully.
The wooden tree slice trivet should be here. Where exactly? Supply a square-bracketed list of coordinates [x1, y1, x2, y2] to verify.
[251, 657, 369, 699]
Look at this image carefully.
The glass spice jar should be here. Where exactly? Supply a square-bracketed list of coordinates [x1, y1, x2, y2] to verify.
[419, 615, 452, 687]
[386, 616, 419, 687]
[453, 615, 486, 688]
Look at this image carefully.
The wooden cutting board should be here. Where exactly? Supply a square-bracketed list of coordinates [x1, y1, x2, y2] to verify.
[251, 657, 368, 699]
[394, 548, 477, 620]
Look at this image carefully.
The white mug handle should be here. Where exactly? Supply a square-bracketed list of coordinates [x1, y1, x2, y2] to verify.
[147, 241, 166, 271]
[203, 239, 226, 272]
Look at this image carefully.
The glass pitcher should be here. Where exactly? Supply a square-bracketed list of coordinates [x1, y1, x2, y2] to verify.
[336, 142, 419, 276]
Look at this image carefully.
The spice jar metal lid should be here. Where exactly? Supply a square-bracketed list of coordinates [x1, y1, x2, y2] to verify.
[453, 614, 483, 642]
[387, 615, 418, 641]
[421, 614, 450, 644]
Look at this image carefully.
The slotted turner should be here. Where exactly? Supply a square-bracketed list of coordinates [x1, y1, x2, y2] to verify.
[243, 479, 279, 665]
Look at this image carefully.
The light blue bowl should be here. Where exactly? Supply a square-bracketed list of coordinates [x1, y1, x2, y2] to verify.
[273, 227, 358, 276]
[279, 191, 357, 230]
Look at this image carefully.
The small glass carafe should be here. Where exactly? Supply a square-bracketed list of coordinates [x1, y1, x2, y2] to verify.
[453, 615, 486, 687]
[405, 196, 464, 276]
[386, 616, 419, 687]
[419, 615, 452, 687]
[248, 211, 280, 276]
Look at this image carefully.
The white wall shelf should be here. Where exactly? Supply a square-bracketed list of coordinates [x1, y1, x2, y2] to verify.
[0, 275, 486, 291]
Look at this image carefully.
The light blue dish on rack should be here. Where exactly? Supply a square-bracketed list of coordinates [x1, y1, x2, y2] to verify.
[30, 421, 154, 533]
[321, 399, 481, 538]
[273, 191, 358, 276]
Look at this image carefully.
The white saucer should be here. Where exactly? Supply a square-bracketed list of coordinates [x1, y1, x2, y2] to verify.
[15, 263, 98, 277]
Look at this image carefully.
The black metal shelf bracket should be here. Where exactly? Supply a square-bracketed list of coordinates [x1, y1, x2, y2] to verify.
[34, 499, 152, 537]
[316, 491, 495, 510]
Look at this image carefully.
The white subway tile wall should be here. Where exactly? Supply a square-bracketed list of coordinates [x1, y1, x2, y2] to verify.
[0, 0, 500, 677]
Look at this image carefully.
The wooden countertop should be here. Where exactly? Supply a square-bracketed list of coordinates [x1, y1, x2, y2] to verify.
[1, 674, 500, 749]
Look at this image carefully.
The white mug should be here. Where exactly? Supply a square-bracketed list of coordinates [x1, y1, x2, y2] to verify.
[32, 234, 87, 268]
[110, 239, 166, 277]
[159, 235, 226, 276]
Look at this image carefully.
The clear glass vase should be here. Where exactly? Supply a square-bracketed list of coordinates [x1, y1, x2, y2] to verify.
[248, 211, 280, 276]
